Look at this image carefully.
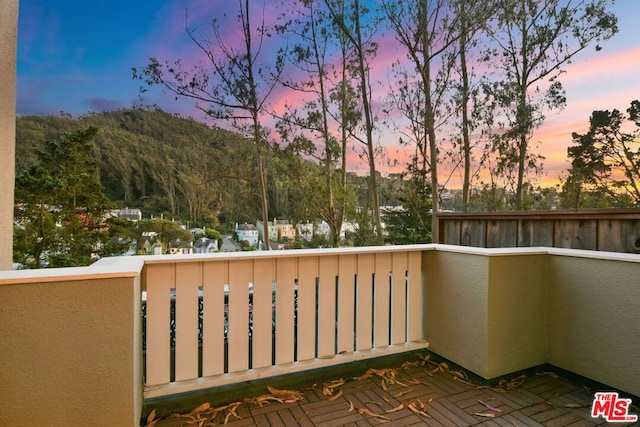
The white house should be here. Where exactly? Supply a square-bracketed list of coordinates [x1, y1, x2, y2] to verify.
[296, 221, 314, 242]
[235, 223, 259, 247]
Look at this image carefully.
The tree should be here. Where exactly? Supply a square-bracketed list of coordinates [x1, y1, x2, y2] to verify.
[562, 100, 640, 208]
[382, 0, 495, 226]
[382, 161, 432, 245]
[483, 0, 618, 209]
[324, 0, 384, 244]
[14, 127, 116, 268]
[275, 0, 357, 246]
[133, 1, 285, 248]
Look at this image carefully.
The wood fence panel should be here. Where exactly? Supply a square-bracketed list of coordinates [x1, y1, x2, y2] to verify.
[373, 253, 391, 348]
[174, 262, 201, 381]
[487, 220, 517, 248]
[518, 219, 554, 247]
[337, 255, 356, 354]
[252, 258, 275, 369]
[437, 209, 640, 254]
[202, 261, 226, 377]
[356, 254, 374, 351]
[297, 256, 318, 361]
[317, 256, 338, 358]
[275, 257, 296, 365]
[461, 220, 485, 247]
[227, 260, 252, 373]
[145, 263, 174, 386]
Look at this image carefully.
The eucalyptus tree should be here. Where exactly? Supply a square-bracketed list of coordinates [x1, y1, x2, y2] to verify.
[382, 0, 493, 228]
[275, 0, 357, 246]
[483, 0, 618, 209]
[323, 0, 384, 244]
[448, 0, 499, 211]
[133, 0, 285, 248]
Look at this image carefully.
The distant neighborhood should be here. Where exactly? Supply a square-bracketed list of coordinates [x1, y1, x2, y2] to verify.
[112, 207, 369, 255]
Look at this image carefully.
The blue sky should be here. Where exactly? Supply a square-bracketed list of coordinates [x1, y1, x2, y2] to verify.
[16, 0, 640, 184]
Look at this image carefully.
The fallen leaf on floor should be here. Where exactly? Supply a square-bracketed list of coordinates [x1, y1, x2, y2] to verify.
[407, 401, 430, 418]
[474, 412, 497, 418]
[386, 404, 403, 413]
[478, 399, 503, 412]
[328, 390, 343, 401]
[357, 407, 392, 422]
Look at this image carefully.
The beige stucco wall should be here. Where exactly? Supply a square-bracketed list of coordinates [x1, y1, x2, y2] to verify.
[424, 246, 640, 397]
[0, 272, 143, 426]
[546, 253, 640, 397]
[424, 248, 547, 379]
[486, 255, 546, 377]
[0, 0, 18, 270]
[424, 250, 490, 375]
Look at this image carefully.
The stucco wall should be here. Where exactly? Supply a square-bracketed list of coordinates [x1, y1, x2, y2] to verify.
[0, 0, 17, 270]
[424, 248, 547, 379]
[546, 254, 640, 397]
[486, 255, 546, 377]
[424, 246, 640, 397]
[0, 274, 142, 426]
[424, 250, 490, 375]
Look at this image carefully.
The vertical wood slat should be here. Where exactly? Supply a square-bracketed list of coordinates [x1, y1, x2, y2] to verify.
[252, 258, 275, 369]
[337, 255, 356, 354]
[145, 263, 174, 386]
[275, 257, 296, 364]
[406, 251, 422, 342]
[391, 253, 408, 345]
[356, 254, 374, 351]
[202, 261, 227, 377]
[297, 257, 318, 361]
[317, 256, 338, 358]
[174, 263, 201, 381]
[373, 253, 391, 348]
[228, 260, 252, 373]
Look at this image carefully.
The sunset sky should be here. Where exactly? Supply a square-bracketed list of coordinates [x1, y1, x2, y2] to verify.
[16, 1, 640, 188]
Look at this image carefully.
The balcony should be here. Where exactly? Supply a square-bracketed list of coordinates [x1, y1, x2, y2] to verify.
[1, 244, 638, 426]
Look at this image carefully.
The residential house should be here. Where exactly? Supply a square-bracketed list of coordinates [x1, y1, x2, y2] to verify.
[235, 223, 259, 247]
[296, 221, 314, 242]
[275, 219, 296, 241]
[256, 220, 279, 243]
[116, 207, 142, 222]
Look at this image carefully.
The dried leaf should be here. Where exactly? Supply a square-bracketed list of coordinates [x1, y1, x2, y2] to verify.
[381, 378, 387, 391]
[357, 407, 392, 422]
[328, 390, 343, 401]
[190, 403, 211, 414]
[563, 403, 586, 408]
[386, 404, 404, 413]
[348, 400, 355, 413]
[267, 385, 297, 397]
[474, 412, 496, 418]
[393, 388, 413, 398]
[407, 401, 430, 418]
[147, 409, 157, 423]
[478, 399, 503, 412]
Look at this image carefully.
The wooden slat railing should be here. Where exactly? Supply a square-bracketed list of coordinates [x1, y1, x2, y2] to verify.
[142, 247, 428, 399]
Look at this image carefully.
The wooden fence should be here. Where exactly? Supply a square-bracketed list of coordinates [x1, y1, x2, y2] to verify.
[435, 208, 640, 253]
